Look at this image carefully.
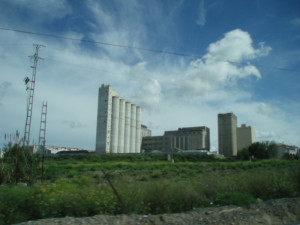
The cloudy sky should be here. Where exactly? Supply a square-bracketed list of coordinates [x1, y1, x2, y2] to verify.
[0, 0, 299, 151]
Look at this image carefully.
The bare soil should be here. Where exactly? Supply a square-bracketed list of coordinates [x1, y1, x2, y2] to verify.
[17, 197, 300, 225]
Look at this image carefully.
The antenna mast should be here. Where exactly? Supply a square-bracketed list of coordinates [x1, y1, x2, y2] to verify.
[23, 44, 45, 146]
[39, 101, 47, 182]
[38, 101, 47, 147]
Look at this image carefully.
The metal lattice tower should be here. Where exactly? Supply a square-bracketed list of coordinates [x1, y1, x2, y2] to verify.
[38, 101, 48, 147]
[23, 44, 45, 146]
[39, 101, 47, 183]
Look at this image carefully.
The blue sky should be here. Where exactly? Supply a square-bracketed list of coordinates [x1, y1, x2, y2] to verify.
[0, 0, 299, 151]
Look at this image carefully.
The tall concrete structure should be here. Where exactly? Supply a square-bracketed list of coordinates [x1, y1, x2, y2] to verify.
[96, 84, 145, 154]
[142, 126, 210, 153]
[218, 113, 237, 157]
[237, 124, 256, 151]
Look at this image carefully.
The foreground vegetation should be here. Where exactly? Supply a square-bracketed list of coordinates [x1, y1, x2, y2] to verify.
[0, 146, 299, 224]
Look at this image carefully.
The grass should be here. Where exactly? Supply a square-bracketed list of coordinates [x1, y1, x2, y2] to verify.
[0, 156, 299, 224]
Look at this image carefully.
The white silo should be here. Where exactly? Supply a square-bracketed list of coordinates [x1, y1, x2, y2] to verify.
[135, 106, 141, 153]
[118, 99, 126, 153]
[110, 96, 119, 153]
[130, 104, 137, 153]
[124, 102, 131, 153]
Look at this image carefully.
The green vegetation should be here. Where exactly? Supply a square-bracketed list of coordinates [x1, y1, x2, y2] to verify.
[0, 143, 41, 185]
[237, 141, 278, 160]
[0, 146, 299, 224]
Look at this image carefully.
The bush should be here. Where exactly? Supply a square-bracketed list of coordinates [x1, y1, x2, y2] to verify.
[248, 141, 278, 159]
[151, 170, 162, 178]
[237, 148, 250, 160]
[1, 143, 41, 185]
[214, 192, 256, 207]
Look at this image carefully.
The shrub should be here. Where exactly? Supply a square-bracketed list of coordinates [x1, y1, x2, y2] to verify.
[151, 170, 162, 178]
[237, 148, 250, 160]
[0, 185, 34, 224]
[214, 192, 256, 207]
[139, 174, 149, 181]
[248, 141, 278, 159]
[120, 181, 207, 214]
[1, 143, 41, 185]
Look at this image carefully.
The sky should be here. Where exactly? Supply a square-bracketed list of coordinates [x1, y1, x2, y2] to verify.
[0, 0, 299, 151]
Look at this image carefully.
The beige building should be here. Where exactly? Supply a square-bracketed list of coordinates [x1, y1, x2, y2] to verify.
[237, 124, 256, 151]
[218, 113, 237, 157]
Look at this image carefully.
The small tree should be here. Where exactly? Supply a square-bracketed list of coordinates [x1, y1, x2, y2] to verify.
[248, 141, 278, 159]
[1, 143, 41, 185]
[267, 141, 278, 158]
[237, 148, 250, 160]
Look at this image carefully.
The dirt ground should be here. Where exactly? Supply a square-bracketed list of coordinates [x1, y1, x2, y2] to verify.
[17, 197, 300, 225]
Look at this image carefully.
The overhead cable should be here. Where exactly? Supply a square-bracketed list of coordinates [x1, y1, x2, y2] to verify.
[0, 27, 200, 58]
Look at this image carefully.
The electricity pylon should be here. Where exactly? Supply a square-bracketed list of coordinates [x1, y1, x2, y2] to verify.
[23, 44, 45, 146]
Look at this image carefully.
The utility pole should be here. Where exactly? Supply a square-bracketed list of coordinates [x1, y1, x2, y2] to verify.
[23, 44, 45, 146]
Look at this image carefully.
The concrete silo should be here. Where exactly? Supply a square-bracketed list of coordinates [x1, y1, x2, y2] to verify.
[95, 84, 147, 154]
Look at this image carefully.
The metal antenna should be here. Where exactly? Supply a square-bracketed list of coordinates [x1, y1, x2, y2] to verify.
[38, 101, 47, 147]
[23, 44, 45, 146]
[39, 101, 47, 182]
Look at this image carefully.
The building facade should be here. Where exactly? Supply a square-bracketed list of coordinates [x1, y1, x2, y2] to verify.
[237, 124, 256, 151]
[276, 143, 299, 159]
[141, 126, 210, 153]
[218, 113, 237, 157]
[142, 135, 172, 152]
[141, 124, 152, 138]
[96, 84, 146, 154]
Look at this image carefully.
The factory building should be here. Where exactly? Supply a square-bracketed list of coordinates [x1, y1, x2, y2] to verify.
[96, 84, 149, 154]
[142, 136, 172, 152]
[141, 126, 210, 153]
[141, 124, 152, 138]
[237, 124, 256, 151]
[218, 113, 237, 157]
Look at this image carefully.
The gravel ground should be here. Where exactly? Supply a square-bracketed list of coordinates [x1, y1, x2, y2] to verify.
[17, 197, 300, 225]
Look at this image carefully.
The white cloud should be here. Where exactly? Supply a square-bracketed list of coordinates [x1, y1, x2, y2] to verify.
[204, 29, 270, 62]
[256, 130, 277, 140]
[196, 0, 206, 26]
[291, 17, 300, 27]
[172, 29, 270, 98]
[7, 0, 71, 20]
[128, 62, 162, 110]
[87, 0, 147, 61]
[256, 42, 272, 57]
[63, 120, 88, 129]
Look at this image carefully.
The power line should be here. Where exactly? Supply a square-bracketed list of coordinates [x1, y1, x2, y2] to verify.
[0, 27, 298, 73]
[0, 27, 201, 58]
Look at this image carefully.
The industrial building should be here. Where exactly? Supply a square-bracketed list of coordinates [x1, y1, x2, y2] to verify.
[237, 124, 256, 151]
[276, 143, 299, 159]
[141, 124, 152, 138]
[141, 126, 210, 153]
[218, 113, 237, 157]
[95, 84, 150, 154]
